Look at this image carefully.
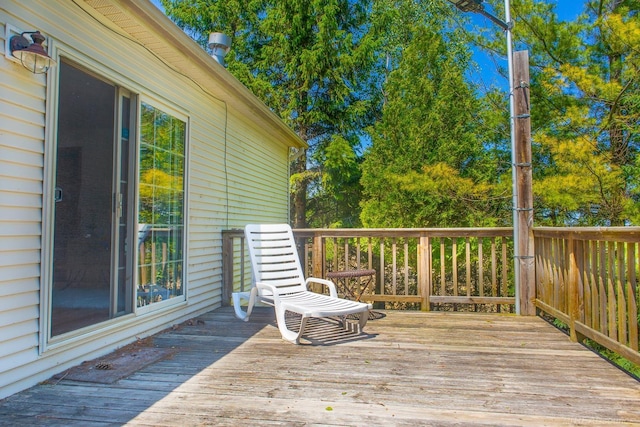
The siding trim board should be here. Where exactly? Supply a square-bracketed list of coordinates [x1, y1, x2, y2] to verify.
[0, 0, 300, 399]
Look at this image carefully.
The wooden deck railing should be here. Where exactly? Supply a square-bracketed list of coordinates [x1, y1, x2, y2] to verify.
[222, 226, 640, 365]
[533, 227, 640, 366]
[222, 228, 516, 312]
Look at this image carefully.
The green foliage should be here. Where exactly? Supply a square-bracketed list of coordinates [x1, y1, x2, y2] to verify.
[508, 0, 640, 225]
[552, 318, 568, 331]
[307, 135, 363, 227]
[161, 0, 640, 229]
[162, 0, 379, 227]
[584, 339, 640, 379]
[360, 18, 508, 228]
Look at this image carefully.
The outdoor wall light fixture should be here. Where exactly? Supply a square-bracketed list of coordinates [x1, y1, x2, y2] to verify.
[447, 0, 484, 12]
[447, 0, 511, 30]
[10, 31, 56, 74]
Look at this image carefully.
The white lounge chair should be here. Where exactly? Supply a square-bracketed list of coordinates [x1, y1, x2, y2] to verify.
[233, 223, 372, 344]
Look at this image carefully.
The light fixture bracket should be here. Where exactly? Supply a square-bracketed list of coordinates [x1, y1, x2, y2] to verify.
[10, 33, 31, 52]
[4, 24, 24, 63]
[5, 25, 56, 74]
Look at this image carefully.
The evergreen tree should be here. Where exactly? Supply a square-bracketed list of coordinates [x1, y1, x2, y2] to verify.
[160, 0, 640, 228]
[360, 4, 506, 228]
[161, 0, 379, 228]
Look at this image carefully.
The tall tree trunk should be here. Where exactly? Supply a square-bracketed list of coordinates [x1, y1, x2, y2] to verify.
[291, 153, 307, 229]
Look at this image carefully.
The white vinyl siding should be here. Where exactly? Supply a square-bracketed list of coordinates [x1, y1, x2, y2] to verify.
[0, 0, 297, 399]
[0, 6, 47, 398]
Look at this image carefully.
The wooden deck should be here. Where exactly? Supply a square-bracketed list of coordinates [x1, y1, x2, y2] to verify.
[1, 307, 639, 426]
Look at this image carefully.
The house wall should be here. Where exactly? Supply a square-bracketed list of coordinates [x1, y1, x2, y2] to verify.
[0, 0, 291, 399]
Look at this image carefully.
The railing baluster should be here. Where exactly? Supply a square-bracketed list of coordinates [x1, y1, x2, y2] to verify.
[478, 239, 484, 298]
[452, 239, 458, 297]
[392, 238, 397, 296]
[599, 241, 607, 335]
[380, 239, 385, 296]
[583, 240, 593, 326]
[629, 243, 638, 351]
[569, 235, 580, 342]
[492, 238, 497, 298]
[607, 241, 617, 340]
[590, 240, 599, 330]
[554, 238, 562, 312]
[440, 238, 446, 297]
[344, 238, 349, 270]
[617, 241, 627, 345]
[466, 237, 471, 298]
[501, 237, 508, 299]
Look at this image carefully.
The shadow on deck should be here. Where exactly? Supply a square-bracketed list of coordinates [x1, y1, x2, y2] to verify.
[1, 307, 639, 426]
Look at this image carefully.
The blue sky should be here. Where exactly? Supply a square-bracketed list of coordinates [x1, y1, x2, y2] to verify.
[555, 1, 585, 21]
[468, 1, 585, 90]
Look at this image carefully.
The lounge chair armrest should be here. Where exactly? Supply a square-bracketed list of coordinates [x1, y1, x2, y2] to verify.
[305, 277, 338, 298]
[255, 281, 281, 303]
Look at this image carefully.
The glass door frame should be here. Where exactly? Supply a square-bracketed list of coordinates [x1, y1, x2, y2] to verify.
[113, 88, 138, 318]
[40, 52, 139, 350]
[134, 96, 189, 314]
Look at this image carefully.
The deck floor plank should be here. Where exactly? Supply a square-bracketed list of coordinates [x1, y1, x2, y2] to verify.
[0, 307, 639, 426]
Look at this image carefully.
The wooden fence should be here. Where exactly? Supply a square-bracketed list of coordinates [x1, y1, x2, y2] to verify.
[222, 228, 515, 312]
[534, 227, 640, 366]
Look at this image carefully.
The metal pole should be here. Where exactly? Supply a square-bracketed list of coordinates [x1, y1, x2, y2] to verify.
[446, 0, 521, 314]
[504, 0, 520, 314]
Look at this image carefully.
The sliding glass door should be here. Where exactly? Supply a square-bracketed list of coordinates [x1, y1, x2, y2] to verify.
[51, 59, 136, 337]
[49, 58, 187, 338]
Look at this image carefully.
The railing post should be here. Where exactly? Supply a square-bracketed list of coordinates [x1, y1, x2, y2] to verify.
[513, 50, 536, 315]
[568, 234, 586, 343]
[418, 234, 431, 311]
[312, 232, 324, 288]
[221, 230, 234, 306]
